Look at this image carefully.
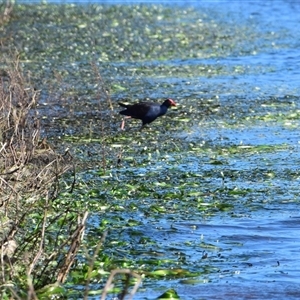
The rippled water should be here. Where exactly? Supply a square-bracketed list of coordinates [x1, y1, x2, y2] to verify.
[15, 0, 300, 298]
[137, 215, 300, 299]
[120, 1, 300, 299]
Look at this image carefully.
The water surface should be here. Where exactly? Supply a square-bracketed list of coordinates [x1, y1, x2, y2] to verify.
[5, 0, 300, 299]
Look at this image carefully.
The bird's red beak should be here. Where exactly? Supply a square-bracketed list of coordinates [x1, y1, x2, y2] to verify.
[169, 98, 176, 106]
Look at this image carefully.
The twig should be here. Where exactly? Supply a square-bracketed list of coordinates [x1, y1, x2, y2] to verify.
[83, 231, 108, 300]
[27, 206, 48, 276]
[91, 62, 113, 111]
[62, 148, 76, 193]
[56, 211, 89, 284]
[101, 269, 142, 300]
[26, 274, 38, 300]
[91, 61, 111, 172]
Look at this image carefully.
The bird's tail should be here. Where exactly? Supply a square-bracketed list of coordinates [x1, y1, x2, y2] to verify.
[118, 102, 129, 108]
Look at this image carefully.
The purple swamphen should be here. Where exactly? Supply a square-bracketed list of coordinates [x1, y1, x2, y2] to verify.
[119, 98, 176, 129]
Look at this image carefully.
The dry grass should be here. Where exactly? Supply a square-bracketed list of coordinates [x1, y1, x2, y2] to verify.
[0, 53, 140, 298]
[0, 55, 87, 297]
[0, 0, 13, 26]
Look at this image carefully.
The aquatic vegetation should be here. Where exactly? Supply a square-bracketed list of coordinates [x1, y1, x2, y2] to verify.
[0, 2, 300, 299]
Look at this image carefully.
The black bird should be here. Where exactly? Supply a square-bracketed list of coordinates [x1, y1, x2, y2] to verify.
[119, 98, 176, 129]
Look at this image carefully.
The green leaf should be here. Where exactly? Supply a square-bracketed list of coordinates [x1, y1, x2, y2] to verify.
[157, 288, 180, 299]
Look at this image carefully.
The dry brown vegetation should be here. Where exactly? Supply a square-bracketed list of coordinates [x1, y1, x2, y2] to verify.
[0, 0, 13, 26]
[0, 55, 89, 297]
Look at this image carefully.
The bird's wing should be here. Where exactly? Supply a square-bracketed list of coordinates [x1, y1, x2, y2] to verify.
[132, 102, 158, 118]
[121, 102, 158, 119]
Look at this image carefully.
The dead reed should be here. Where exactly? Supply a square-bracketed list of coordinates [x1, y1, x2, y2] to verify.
[0, 0, 13, 26]
[0, 55, 87, 298]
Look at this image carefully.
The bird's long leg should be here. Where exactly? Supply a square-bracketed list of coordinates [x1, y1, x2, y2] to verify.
[121, 118, 125, 130]
[120, 116, 131, 130]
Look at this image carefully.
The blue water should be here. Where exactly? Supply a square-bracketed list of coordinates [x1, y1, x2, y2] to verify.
[16, 0, 300, 298]
[89, 1, 300, 299]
